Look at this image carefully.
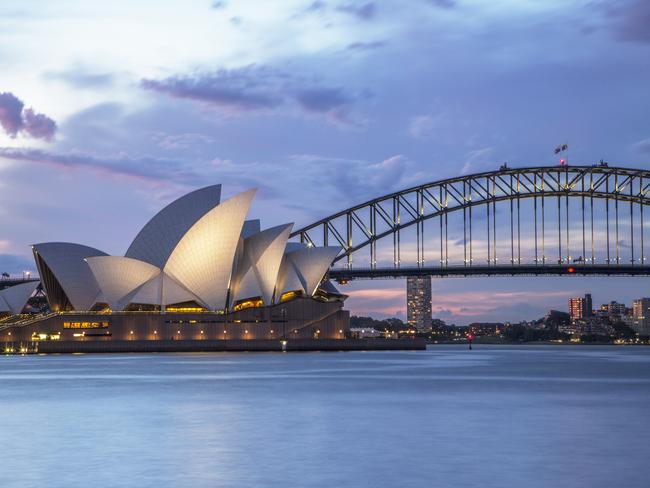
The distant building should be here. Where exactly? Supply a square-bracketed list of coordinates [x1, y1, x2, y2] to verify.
[349, 327, 381, 338]
[406, 276, 432, 331]
[602, 301, 627, 320]
[631, 298, 650, 335]
[569, 294, 592, 320]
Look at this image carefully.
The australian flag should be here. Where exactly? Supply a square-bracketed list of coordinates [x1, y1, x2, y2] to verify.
[554, 144, 568, 154]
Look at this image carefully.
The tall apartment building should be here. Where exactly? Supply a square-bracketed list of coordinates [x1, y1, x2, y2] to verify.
[406, 276, 432, 331]
[569, 293, 593, 321]
[631, 298, 650, 335]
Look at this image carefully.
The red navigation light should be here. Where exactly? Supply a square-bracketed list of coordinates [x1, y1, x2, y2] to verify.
[560, 158, 566, 165]
[467, 334, 474, 341]
[567, 266, 575, 273]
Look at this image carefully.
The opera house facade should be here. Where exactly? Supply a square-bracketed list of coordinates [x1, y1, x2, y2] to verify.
[0, 185, 349, 345]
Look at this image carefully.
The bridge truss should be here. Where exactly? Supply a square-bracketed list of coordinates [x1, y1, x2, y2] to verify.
[291, 165, 650, 280]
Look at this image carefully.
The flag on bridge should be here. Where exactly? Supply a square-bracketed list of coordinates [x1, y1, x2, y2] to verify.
[554, 144, 568, 154]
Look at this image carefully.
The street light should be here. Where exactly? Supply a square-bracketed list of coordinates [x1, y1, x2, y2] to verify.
[280, 308, 288, 352]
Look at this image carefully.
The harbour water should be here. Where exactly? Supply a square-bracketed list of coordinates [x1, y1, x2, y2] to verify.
[2, 345, 649, 488]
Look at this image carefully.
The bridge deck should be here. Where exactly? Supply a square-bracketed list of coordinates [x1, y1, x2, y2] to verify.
[329, 264, 650, 280]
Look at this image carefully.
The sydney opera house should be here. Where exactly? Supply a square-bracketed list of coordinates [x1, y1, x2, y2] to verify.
[0, 185, 349, 345]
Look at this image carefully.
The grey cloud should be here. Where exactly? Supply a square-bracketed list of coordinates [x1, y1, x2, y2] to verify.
[433, 307, 455, 318]
[426, 0, 456, 8]
[0, 92, 56, 140]
[337, 2, 376, 20]
[597, 0, 650, 43]
[295, 87, 349, 113]
[346, 40, 385, 51]
[152, 132, 216, 150]
[23, 109, 57, 141]
[141, 67, 284, 113]
[0, 147, 201, 185]
[44, 67, 115, 88]
[0, 92, 24, 137]
[307, 1, 326, 11]
[211, 1, 226, 8]
[142, 66, 358, 123]
[286, 153, 426, 205]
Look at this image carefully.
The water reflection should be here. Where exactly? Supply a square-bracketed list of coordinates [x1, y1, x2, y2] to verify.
[1, 345, 649, 488]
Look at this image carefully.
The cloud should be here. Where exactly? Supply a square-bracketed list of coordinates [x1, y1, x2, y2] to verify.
[0, 92, 57, 141]
[211, 1, 226, 8]
[307, 1, 327, 12]
[432, 307, 455, 319]
[23, 109, 57, 141]
[596, 0, 650, 43]
[426, 0, 456, 8]
[0, 147, 202, 186]
[141, 67, 283, 113]
[151, 132, 216, 150]
[44, 67, 115, 88]
[337, 3, 376, 20]
[287, 153, 428, 204]
[346, 40, 385, 51]
[632, 137, 650, 154]
[0, 92, 24, 137]
[461, 147, 493, 175]
[409, 115, 437, 139]
[295, 87, 349, 113]
[142, 65, 358, 124]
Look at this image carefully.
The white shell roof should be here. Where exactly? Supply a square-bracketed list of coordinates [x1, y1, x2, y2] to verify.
[33, 242, 107, 311]
[125, 184, 222, 269]
[231, 223, 293, 305]
[0, 281, 39, 314]
[286, 246, 341, 296]
[230, 220, 263, 295]
[129, 273, 162, 305]
[164, 189, 257, 311]
[275, 254, 304, 299]
[85, 256, 161, 311]
[129, 272, 204, 307]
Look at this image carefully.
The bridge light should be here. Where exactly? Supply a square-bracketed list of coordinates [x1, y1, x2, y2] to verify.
[567, 266, 575, 273]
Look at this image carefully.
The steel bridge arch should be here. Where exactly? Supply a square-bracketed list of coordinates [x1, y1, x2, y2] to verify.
[291, 165, 650, 270]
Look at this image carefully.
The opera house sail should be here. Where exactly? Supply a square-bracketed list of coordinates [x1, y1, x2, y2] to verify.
[1, 185, 350, 344]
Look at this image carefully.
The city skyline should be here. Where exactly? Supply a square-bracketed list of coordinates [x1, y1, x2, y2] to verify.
[1, 0, 649, 325]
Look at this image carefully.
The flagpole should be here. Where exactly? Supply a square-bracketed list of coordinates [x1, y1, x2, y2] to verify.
[565, 139, 569, 166]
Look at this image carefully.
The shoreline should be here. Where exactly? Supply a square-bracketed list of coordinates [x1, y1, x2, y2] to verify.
[427, 340, 648, 346]
[4, 337, 427, 354]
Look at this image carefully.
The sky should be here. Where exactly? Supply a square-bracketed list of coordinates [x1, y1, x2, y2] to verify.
[0, 0, 649, 324]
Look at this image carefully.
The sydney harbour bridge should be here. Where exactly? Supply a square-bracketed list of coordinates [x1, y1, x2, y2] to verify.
[292, 164, 650, 282]
[2, 164, 650, 295]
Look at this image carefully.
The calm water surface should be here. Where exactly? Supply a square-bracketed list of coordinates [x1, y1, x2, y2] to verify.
[2, 345, 649, 488]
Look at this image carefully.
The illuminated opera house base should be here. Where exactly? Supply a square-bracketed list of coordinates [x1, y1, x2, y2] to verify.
[2, 296, 349, 344]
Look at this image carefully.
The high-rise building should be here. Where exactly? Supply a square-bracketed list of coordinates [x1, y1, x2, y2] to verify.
[600, 301, 627, 320]
[631, 298, 650, 335]
[569, 293, 592, 320]
[584, 293, 593, 318]
[407, 276, 432, 331]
